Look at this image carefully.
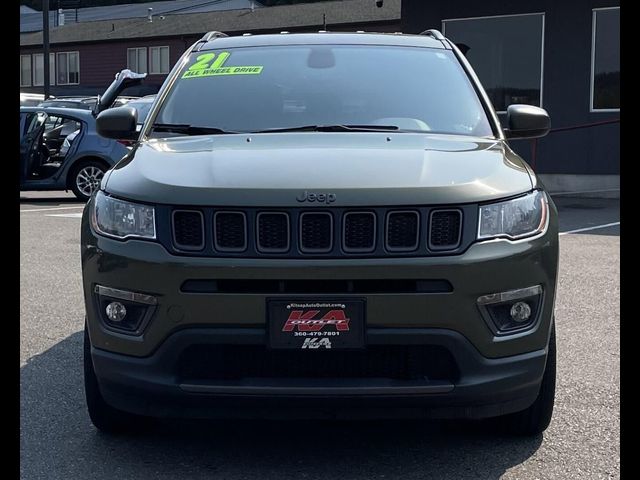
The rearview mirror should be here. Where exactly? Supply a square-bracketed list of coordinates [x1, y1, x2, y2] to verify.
[503, 104, 550, 140]
[96, 107, 138, 140]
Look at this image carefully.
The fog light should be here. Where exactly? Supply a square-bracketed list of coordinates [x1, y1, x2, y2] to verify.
[477, 285, 543, 335]
[94, 285, 157, 334]
[510, 301, 531, 323]
[106, 302, 127, 322]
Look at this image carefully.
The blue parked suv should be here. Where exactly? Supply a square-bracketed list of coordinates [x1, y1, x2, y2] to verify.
[19, 70, 146, 201]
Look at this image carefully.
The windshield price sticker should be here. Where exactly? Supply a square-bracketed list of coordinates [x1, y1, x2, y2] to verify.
[182, 52, 263, 79]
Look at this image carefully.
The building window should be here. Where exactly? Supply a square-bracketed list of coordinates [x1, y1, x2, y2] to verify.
[32, 53, 56, 87]
[56, 51, 79, 85]
[127, 47, 147, 74]
[20, 55, 31, 87]
[591, 7, 620, 111]
[33, 54, 43, 86]
[149, 46, 170, 74]
[443, 13, 545, 112]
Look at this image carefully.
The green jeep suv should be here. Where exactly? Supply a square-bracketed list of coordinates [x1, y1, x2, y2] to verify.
[82, 31, 558, 435]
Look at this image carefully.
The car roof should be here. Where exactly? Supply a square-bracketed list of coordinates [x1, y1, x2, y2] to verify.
[128, 96, 155, 104]
[20, 93, 46, 99]
[20, 105, 96, 119]
[53, 96, 97, 101]
[200, 32, 446, 51]
[40, 99, 92, 105]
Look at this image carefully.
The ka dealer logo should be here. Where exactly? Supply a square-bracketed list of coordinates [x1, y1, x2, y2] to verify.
[301, 338, 332, 349]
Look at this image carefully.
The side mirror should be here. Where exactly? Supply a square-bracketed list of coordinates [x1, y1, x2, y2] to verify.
[503, 104, 550, 140]
[96, 107, 138, 140]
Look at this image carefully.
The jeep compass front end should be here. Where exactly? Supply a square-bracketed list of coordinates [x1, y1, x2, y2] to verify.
[82, 31, 558, 436]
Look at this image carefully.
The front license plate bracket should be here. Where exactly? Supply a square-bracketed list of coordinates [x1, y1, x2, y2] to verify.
[267, 298, 366, 350]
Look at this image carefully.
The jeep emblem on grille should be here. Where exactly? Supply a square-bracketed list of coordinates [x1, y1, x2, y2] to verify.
[296, 191, 336, 204]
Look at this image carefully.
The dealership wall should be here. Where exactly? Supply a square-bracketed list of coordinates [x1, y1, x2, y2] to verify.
[402, 0, 620, 191]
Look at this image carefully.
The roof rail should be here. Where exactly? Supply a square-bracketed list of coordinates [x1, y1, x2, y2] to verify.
[420, 29, 445, 40]
[192, 31, 228, 51]
[199, 31, 228, 42]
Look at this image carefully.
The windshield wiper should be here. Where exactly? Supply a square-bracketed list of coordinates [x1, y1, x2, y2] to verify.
[250, 124, 400, 133]
[151, 123, 238, 135]
[151, 123, 402, 135]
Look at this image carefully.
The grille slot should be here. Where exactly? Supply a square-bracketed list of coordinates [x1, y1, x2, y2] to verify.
[300, 212, 333, 253]
[172, 210, 204, 250]
[343, 212, 376, 252]
[178, 345, 460, 382]
[181, 278, 453, 294]
[429, 210, 462, 250]
[214, 211, 247, 252]
[257, 212, 290, 253]
[386, 211, 419, 252]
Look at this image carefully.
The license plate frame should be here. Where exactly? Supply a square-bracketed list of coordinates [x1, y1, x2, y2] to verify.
[267, 298, 366, 350]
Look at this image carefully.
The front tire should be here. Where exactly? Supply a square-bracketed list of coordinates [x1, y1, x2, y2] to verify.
[71, 160, 107, 201]
[84, 324, 148, 434]
[499, 322, 556, 436]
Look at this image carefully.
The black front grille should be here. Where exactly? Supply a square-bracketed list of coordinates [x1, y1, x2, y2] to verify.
[430, 210, 462, 249]
[257, 213, 290, 252]
[386, 211, 419, 251]
[214, 212, 246, 252]
[168, 206, 468, 258]
[172, 210, 204, 250]
[178, 345, 460, 382]
[300, 212, 333, 252]
[343, 212, 376, 252]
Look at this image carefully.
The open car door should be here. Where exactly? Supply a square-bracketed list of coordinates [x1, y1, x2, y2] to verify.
[20, 111, 47, 185]
[93, 69, 147, 115]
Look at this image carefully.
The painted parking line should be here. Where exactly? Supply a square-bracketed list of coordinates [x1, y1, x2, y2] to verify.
[559, 221, 620, 236]
[45, 213, 83, 218]
[21, 205, 85, 213]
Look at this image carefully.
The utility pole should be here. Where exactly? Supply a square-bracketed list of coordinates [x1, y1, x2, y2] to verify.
[43, 0, 51, 99]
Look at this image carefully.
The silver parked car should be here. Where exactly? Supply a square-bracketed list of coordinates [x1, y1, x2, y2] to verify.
[123, 94, 156, 131]
[20, 92, 49, 107]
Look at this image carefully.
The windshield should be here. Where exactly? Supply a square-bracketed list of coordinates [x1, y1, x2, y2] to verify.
[153, 45, 494, 137]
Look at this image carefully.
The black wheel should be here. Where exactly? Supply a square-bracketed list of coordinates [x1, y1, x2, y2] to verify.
[70, 160, 108, 201]
[84, 324, 148, 434]
[499, 322, 556, 436]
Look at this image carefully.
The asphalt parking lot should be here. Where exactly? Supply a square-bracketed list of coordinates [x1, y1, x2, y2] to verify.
[20, 191, 619, 479]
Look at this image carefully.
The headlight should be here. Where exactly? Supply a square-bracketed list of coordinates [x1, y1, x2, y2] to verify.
[478, 190, 548, 240]
[91, 190, 156, 240]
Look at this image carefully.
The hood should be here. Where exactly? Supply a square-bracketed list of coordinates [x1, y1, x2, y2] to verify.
[105, 132, 533, 206]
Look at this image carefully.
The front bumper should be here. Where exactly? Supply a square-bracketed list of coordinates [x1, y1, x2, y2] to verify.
[92, 327, 549, 419]
[81, 204, 558, 419]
